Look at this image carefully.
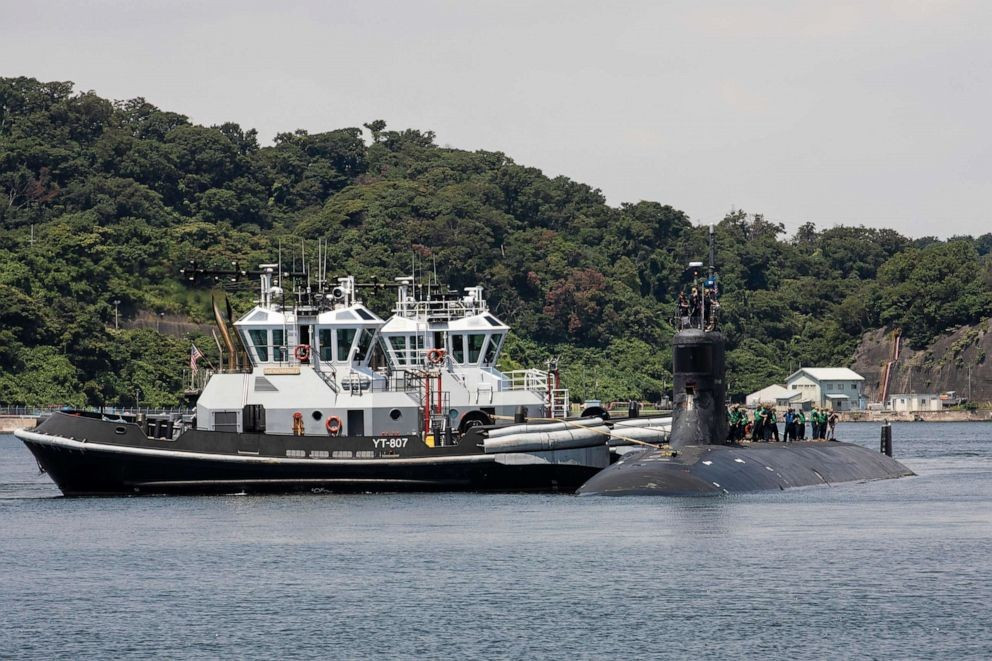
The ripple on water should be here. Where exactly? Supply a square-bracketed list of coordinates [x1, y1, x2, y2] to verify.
[1, 427, 991, 659]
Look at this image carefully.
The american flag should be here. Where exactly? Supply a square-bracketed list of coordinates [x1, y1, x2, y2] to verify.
[190, 344, 205, 375]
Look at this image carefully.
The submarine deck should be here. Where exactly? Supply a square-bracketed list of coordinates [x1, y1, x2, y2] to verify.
[579, 439, 915, 496]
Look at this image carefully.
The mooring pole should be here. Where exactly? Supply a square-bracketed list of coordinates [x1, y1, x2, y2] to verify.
[880, 420, 893, 457]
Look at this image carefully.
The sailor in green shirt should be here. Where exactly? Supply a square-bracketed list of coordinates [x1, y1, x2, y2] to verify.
[811, 407, 825, 439]
[727, 406, 742, 442]
[752, 406, 764, 441]
[797, 409, 807, 440]
[735, 405, 747, 441]
[765, 406, 779, 442]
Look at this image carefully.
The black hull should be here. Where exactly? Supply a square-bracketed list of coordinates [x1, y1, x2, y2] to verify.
[576, 440, 915, 496]
[16, 414, 604, 496]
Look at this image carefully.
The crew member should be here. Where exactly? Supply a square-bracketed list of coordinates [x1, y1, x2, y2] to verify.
[689, 287, 701, 327]
[783, 408, 795, 442]
[827, 411, 839, 440]
[814, 407, 827, 439]
[677, 292, 690, 328]
[767, 406, 779, 441]
[797, 408, 806, 440]
[752, 405, 765, 441]
[730, 405, 745, 442]
[704, 288, 720, 331]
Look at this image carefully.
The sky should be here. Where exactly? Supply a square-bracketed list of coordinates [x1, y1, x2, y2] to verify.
[2, 0, 991, 238]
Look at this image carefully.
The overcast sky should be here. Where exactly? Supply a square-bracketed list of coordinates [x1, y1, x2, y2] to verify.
[3, 0, 990, 238]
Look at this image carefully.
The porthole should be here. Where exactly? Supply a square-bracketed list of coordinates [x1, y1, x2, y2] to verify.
[312, 411, 323, 421]
[389, 408, 402, 420]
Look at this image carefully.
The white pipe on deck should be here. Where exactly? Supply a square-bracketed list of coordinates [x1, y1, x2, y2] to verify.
[486, 417, 606, 439]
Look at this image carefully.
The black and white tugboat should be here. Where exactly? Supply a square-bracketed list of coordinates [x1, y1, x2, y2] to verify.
[16, 260, 668, 496]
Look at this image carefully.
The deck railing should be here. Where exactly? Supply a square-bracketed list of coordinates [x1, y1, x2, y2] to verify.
[0, 405, 195, 418]
[499, 369, 549, 393]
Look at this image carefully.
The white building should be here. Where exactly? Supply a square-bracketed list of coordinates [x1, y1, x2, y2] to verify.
[785, 368, 866, 411]
[745, 384, 801, 408]
[887, 393, 942, 412]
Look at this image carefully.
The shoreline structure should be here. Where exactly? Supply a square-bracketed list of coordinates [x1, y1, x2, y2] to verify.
[1, 417, 37, 433]
[839, 409, 992, 422]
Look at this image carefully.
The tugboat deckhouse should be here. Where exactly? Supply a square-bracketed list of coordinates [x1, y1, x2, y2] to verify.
[17, 262, 669, 496]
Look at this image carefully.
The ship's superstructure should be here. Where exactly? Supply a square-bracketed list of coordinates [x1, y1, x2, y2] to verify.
[196, 265, 566, 445]
[15, 258, 611, 496]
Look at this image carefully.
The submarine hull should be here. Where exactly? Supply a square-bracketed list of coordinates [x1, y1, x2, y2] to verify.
[577, 440, 914, 496]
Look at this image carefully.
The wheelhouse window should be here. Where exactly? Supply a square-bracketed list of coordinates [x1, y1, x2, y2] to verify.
[483, 333, 503, 365]
[385, 335, 425, 367]
[451, 334, 465, 363]
[354, 328, 374, 363]
[411, 334, 424, 365]
[272, 329, 286, 362]
[248, 329, 269, 362]
[336, 328, 357, 363]
[389, 336, 408, 365]
[318, 328, 333, 361]
[375, 337, 390, 367]
[467, 334, 486, 363]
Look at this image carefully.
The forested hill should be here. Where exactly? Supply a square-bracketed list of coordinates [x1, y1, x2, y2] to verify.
[2, 76, 991, 407]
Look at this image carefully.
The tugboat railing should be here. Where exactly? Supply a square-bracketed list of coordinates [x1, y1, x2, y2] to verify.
[500, 369, 549, 393]
[0, 405, 196, 418]
[393, 298, 488, 322]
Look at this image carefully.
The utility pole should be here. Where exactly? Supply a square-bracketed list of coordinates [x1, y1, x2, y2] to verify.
[113, 299, 120, 330]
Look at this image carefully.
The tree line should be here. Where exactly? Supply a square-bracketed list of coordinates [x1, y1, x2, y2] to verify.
[1, 77, 991, 406]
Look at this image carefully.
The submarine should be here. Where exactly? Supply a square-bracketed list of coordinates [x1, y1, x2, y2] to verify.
[577, 241, 914, 497]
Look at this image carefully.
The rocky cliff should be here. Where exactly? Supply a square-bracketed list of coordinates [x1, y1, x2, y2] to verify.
[852, 319, 992, 404]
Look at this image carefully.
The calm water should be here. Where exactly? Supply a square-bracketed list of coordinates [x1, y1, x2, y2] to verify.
[1, 423, 991, 660]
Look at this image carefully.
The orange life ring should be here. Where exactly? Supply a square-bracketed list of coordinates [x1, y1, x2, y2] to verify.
[325, 415, 342, 435]
[294, 344, 311, 361]
[427, 348, 445, 365]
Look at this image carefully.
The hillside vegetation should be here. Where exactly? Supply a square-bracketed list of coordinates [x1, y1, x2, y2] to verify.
[2, 77, 991, 407]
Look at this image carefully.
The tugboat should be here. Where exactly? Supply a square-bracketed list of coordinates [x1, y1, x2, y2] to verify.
[17, 259, 664, 496]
